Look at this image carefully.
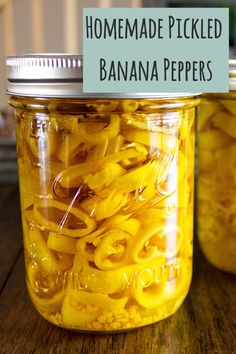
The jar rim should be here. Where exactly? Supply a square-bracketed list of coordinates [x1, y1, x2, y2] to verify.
[229, 57, 236, 75]
[229, 58, 236, 91]
[6, 54, 200, 99]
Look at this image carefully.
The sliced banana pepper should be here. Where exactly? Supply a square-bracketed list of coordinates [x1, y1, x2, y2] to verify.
[106, 134, 125, 154]
[76, 227, 107, 262]
[212, 111, 236, 139]
[214, 143, 236, 179]
[198, 130, 234, 150]
[118, 100, 139, 112]
[116, 218, 140, 235]
[122, 129, 180, 153]
[198, 180, 236, 202]
[28, 285, 65, 314]
[179, 108, 195, 140]
[76, 115, 120, 144]
[47, 232, 77, 254]
[84, 163, 125, 191]
[72, 255, 167, 294]
[121, 113, 151, 130]
[94, 229, 133, 270]
[27, 228, 73, 273]
[24, 117, 59, 159]
[198, 150, 215, 172]
[61, 296, 101, 327]
[220, 99, 236, 116]
[80, 190, 130, 221]
[197, 99, 221, 131]
[97, 160, 162, 198]
[129, 224, 183, 263]
[58, 148, 146, 189]
[131, 258, 187, 309]
[85, 140, 109, 161]
[86, 100, 119, 112]
[76, 220, 139, 267]
[57, 133, 92, 165]
[33, 199, 96, 237]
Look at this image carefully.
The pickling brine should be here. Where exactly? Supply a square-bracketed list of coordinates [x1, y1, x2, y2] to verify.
[10, 96, 196, 331]
[197, 92, 236, 273]
[7, 54, 198, 332]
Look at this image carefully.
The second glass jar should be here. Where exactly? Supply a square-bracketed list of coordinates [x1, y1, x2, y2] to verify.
[197, 91, 236, 273]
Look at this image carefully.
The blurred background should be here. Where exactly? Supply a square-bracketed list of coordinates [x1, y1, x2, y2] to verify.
[0, 0, 235, 183]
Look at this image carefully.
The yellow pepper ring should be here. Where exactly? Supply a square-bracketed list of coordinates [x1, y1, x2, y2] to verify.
[27, 262, 65, 314]
[129, 224, 183, 264]
[121, 113, 149, 130]
[103, 148, 147, 165]
[57, 148, 146, 189]
[87, 100, 119, 112]
[118, 100, 139, 112]
[76, 227, 107, 262]
[131, 282, 170, 309]
[197, 99, 221, 131]
[75, 114, 120, 144]
[61, 296, 101, 327]
[97, 160, 160, 199]
[28, 284, 65, 314]
[86, 140, 109, 162]
[198, 129, 234, 150]
[25, 117, 59, 159]
[73, 255, 166, 294]
[94, 229, 133, 270]
[33, 199, 96, 237]
[76, 221, 139, 266]
[116, 218, 140, 235]
[84, 163, 125, 191]
[80, 189, 129, 221]
[122, 128, 180, 153]
[27, 228, 73, 273]
[56, 134, 92, 164]
[131, 258, 187, 309]
[47, 232, 77, 254]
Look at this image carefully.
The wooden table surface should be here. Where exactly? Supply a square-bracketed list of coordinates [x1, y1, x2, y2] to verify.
[0, 185, 235, 354]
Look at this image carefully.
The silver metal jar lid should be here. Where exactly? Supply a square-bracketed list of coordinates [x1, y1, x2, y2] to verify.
[229, 58, 236, 91]
[6, 54, 199, 99]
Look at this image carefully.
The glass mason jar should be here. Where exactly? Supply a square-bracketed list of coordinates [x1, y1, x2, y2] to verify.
[7, 55, 199, 332]
[197, 59, 236, 273]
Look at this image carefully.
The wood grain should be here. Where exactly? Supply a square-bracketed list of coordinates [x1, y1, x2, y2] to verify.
[0, 185, 15, 207]
[0, 187, 235, 354]
[0, 186, 22, 292]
